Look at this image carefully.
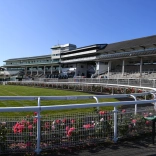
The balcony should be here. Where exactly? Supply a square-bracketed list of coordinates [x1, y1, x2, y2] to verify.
[3, 60, 60, 66]
[61, 49, 96, 58]
[61, 56, 96, 63]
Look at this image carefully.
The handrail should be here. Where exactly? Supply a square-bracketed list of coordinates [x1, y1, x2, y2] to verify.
[0, 93, 153, 101]
[0, 95, 155, 111]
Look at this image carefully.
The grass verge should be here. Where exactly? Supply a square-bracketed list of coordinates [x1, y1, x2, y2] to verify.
[0, 85, 118, 116]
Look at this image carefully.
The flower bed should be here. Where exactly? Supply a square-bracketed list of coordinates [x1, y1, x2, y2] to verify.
[0, 108, 155, 154]
[6, 82, 149, 97]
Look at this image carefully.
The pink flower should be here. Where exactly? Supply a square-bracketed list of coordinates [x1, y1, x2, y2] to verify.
[132, 119, 137, 124]
[62, 119, 66, 123]
[45, 122, 50, 129]
[21, 120, 27, 124]
[28, 125, 33, 130]
[83, 124, 94, 129]
[52, 125, 55, 130]
[71, 119, 75, 124]
[122, 109, 126, 113]
[67, 127, 75, 137]
[33, 118, 37, 124]
[66, 126, 69, 131]
[56, 119, 61, 124]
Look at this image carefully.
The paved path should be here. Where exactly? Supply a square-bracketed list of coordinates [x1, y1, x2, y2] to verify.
[39, 137, 156, 156]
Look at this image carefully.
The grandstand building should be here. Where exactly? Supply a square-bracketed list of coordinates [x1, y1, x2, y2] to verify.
[2, 35, 156, 80]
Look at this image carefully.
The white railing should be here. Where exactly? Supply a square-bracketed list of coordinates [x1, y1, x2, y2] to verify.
[68, 78, 156, 88]
[0, 93, 156, 154]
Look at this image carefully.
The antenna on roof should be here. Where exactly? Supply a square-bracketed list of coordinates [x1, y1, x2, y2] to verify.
[58, 40, 60, 45]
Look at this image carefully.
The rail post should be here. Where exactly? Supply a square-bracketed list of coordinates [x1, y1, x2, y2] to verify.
[113, 106, 118, 142]
[35, 97, 41, 155]
[129, 94, 137, 115]
[93, 96, 99, 111]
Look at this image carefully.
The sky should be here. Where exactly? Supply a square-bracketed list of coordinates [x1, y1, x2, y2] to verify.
[0, 0, 156, 66]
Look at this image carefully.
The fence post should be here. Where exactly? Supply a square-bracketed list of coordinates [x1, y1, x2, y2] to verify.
[129, 94, 137, 115]
[93, 96, 99, 111]
[113, 106, 118, 142]
[35, 97, 41, 155]
[112, 87, 114, 95]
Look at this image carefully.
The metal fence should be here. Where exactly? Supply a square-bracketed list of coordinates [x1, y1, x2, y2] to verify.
[6, 81, 156, 96]
[68, 78, 156, 88]
[0, 93, 156, 154]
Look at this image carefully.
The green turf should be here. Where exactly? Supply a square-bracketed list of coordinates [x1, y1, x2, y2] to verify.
[0, 85, 118, 116]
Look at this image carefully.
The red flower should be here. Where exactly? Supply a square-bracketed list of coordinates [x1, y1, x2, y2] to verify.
[13, 122, 25, 133]
[26, 142, 31, 147]
[146, 121, 150, 125]
[34, 112, 37, 116]
[99, 111, 106, 115]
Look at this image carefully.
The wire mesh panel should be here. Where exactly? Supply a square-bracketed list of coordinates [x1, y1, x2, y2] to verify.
[40, 111, 114, 151]
[117, 107, 155, 138]
[0, 116, 36, 154]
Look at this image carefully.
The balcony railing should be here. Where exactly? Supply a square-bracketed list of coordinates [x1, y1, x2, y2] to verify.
[61, 56, 96, 63]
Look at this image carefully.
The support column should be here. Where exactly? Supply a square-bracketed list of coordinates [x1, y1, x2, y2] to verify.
[44, 66, 45, 75]
[140, 57, 142, 77]
[108, 61, 111, 79]
[151, 58, 153, 64]
[31, 67, 32, 75]
[25, 67, 27, 76]
[75, 63, 77, 76]
[85, 63, 87, 77]
[96, 62, 99, 76]
[122, 60, 125, 76]
[59, 64, 61, 74]
[37, 66, 39, 75]
[51, 65, 53, 74]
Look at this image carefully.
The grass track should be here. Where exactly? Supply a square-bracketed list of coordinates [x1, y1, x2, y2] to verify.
[0, 85, 118, 116]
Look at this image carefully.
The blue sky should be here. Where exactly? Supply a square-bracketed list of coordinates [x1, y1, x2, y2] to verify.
[0, 0, 156, 66]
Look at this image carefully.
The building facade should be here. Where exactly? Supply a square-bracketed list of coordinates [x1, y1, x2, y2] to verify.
[2, 35, 156, 80]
